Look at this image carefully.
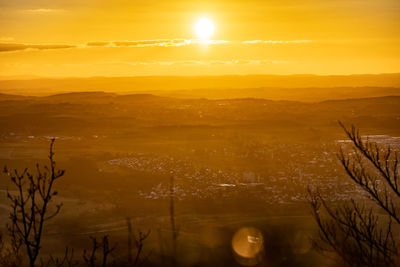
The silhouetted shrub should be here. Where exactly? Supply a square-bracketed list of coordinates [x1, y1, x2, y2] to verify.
[309, 122, 400, 266]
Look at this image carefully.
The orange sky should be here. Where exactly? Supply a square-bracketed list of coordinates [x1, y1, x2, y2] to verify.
[0, 0, 399, 77]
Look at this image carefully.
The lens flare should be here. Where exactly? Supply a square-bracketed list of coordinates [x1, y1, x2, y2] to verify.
[232, 227, 264, 266]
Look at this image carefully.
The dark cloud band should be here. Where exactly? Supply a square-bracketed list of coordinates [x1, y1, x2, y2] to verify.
[0, 43, 75, 52]
[0, 39, 312, 53]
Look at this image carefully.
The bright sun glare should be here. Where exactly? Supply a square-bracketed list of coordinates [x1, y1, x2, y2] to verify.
[195, 18, 215, 40]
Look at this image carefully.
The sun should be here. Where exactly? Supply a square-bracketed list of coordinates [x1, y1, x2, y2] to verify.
[195, 18, 215, 40]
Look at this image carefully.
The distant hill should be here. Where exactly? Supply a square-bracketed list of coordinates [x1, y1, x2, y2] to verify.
[0, 74, 399, 101]
[0, 93, 30, 101]
[153, 86, 400, 102]
[0, 93, 399, 139]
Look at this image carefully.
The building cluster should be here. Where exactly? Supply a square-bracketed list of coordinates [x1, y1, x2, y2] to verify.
[108, 137, 399, 203]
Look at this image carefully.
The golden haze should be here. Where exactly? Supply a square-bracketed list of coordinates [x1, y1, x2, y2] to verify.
[0, 0, 399, 77]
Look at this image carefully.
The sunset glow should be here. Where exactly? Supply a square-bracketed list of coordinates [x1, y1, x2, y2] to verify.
[0, 0, 398, 77]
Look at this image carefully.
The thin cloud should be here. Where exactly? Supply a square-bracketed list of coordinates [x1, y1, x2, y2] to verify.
[113, 39, 190, 47]
[0, 39, 231, 53]
[191, 40, 231, 45]
[0, 39, 311, 53]
[0, 43, 76, 52]
[207, 59, 291, 65]
[121, 59, 291, 66]
[85, 39, 231, 48]
[22, 9, 66, 14]
[86, 41, 112, 47]
[85, 39, 308, 48]
[125, 60, 203, 66]
[243, 40, 313, 44]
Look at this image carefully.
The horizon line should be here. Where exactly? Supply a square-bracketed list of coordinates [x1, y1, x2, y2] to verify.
[1, 72, 400, 80]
